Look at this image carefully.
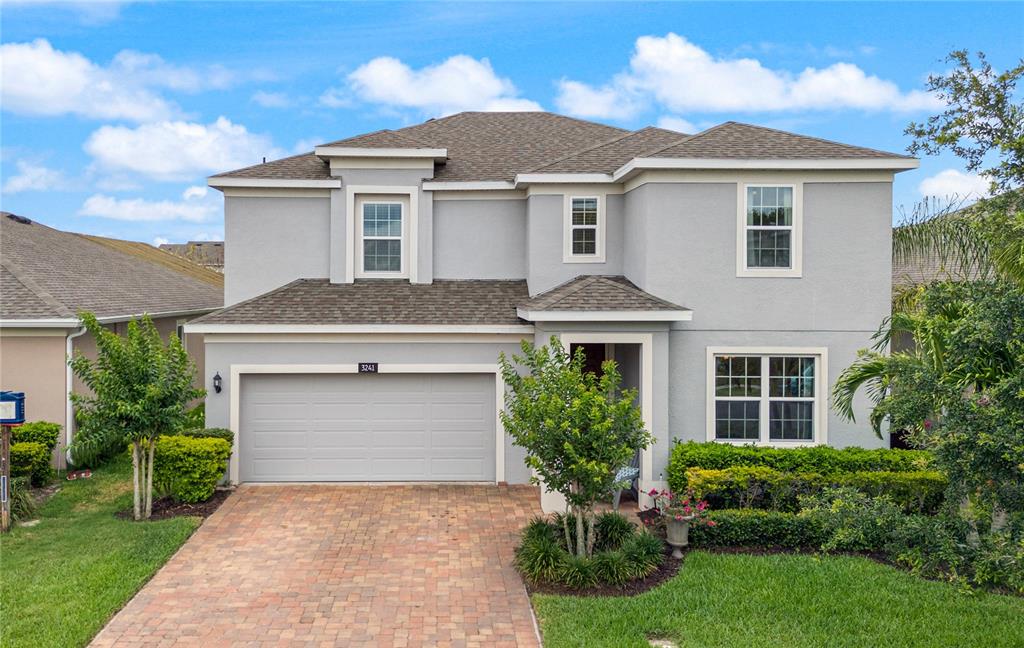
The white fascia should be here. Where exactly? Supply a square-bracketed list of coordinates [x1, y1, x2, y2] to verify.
[516, 308, 692, 322]
[184, 323, 536, 334]
[208, 177, 342, 189]
[0, 318, 80, 328]
[95, 308, 218, 325]
[613, 157, 920, 180]
[514, 173, 615, 185]
[421, 181, 517, 191]
[314, 146, 447, 160]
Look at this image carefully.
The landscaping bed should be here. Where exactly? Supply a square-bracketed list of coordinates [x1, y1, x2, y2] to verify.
[115, 486, 233, 521]
[524, 545, 682, 597]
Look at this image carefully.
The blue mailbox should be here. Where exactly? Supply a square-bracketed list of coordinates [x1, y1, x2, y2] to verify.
[0, 392, 25, 425]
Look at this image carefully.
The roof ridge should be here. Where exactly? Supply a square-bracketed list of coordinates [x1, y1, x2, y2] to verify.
[78, 234, 224, 288]
[598, 276, 683, 309]
[641, 121, 736, 157]
[0, 256, 74, 317]
[523, 275, 597, 309]
[721, 121, 913, 159]
[525, 129, 650, 173]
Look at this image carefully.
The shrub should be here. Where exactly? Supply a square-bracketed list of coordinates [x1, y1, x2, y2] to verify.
[689, 509, 825, 549]
[10, 477, 36, 521]
[594, 511, 636, 551]
[178, 427, 234, 446]
[971, 532, 1024, 594]
[559, 554, 599, 589]
[618, 531, 664, 578]
[10, 441, 53, 486]
[667, 441, 930, 492]
[12, 421, 61, 451]
[153, 435, 231, 503]
[515, 521, 566, 583]
[799, 487, 907, 552]
[686, 466, 946, 514]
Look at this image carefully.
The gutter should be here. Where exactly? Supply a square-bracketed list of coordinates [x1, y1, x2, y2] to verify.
[65, 326, 87, 467]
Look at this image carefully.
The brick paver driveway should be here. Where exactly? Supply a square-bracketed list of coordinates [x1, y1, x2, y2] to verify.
[91, 484, 542, 647]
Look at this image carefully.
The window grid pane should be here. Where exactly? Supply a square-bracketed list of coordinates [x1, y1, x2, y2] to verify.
[769, 401, 814, 440]
[572, 228, 596, 255]
[746, 230, 792, 268]
[363, 203, 402, 237]
[714, 355, 762, 397]
[363, 239, 401, 273]
[746, 186, 793, 269]
[769, 356, 815, 397]
[714, 353, 816, 443]
[571, 198, 598, 226]
[715, 401, 760, 440]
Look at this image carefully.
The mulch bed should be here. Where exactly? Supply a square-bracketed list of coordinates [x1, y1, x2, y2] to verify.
[525, 546, 684, 598]
[115, 487, 233, 521]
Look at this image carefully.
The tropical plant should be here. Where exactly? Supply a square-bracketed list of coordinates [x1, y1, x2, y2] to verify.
[69, 312, 203, 520]
[499, 337, 651, 558]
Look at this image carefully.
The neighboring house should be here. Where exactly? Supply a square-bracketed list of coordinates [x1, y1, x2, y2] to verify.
[188, 112, 917, 510]
[160, 241, 225, 273]
[0, 212, 223, 468]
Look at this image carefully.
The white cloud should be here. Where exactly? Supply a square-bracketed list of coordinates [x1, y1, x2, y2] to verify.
[342, 54, 542, 116]
[918, 169, 991, 201]
[153, 236, 170, 247]
[2, 160, 66, 193]
[79, 185, 219, 223]
[182, 185, 208, 200]
[251, 90, 292, 108]
[85, 117, 281, 181]
[656, 116, 697, 133]
[0, 39, 233, 122]
[555, 33, 939, 119]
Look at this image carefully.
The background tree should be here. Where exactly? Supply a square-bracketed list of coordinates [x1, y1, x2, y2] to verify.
[499, 338, 651, 557]
[70, 313, 203, 520]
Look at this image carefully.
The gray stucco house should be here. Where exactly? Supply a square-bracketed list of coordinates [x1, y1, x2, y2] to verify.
[187, 112, 917, 510]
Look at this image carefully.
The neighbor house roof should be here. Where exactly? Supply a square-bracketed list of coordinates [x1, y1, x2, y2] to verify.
[190, 278, 529, 327]
[211, 112, 911, 184]
[517, 275, 691, 321]
[1, 212, 223, 324]
[159, 241, 225, 271]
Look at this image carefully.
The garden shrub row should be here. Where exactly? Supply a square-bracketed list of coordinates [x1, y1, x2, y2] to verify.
[689, 509, 826, 549]
[686, 466, 946, 514]
[153, 435, 231, 503]
[12, 421, 61, 451]
[668, 441, 931, 492]
[11, 442, 53, 486]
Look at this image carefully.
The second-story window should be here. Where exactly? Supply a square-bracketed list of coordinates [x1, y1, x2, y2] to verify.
[738, 184, 802, 278]
[361, 201, 403, 275]
[564, 196, 606, 263]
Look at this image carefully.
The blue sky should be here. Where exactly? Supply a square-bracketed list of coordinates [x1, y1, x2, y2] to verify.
[1, 1, 1021, 245]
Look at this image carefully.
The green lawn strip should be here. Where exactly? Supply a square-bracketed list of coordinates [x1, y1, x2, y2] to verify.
[0, 460, 200, 648]
[532, 550, 1024, 648]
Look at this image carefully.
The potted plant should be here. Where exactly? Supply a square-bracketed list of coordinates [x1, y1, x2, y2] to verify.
[647, 489, 714, 558]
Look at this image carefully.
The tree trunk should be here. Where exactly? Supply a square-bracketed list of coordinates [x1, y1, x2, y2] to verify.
[131, 441, 141, 521]
[561, 511, 572, 552]
[144, 440, 156, 519]
[574, 504, 585, 557]
[586, 509, 596, 557]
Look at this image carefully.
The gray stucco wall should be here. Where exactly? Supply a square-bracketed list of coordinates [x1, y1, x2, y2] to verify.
[203, 338, 532, 484]
[224, 196, 331, 305]
[526, 194, 625, 295]
[433, 199, 527, 279]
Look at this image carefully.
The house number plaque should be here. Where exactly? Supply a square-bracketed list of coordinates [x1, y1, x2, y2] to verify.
[358, 363, 379, 374]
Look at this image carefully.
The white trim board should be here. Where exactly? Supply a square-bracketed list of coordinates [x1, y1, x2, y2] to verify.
[614, 156, 919, 181]
[517, 308, 692, 322]
[209, 177, 341, 189]
[201, 333, 532, 344]
[315, 146, 447, 159]
[227, 363, 506, 485]
[705, 346, 829, 447]
[186, 323, 535, 334]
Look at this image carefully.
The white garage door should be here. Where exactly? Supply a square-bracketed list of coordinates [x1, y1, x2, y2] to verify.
[239, 373, 496, 482]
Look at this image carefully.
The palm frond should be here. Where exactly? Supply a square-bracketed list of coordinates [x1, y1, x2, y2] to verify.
[893, 197, 997, 283]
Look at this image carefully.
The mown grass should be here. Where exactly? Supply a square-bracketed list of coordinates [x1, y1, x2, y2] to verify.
[532, 550, 1024, 648]
[0, 459, 199, 648]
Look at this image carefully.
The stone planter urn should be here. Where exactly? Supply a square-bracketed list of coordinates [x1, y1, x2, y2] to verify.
[665, 515, 694, 559]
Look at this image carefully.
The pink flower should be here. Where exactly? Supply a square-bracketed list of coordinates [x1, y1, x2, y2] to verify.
[674, 514, 684, 521]
[648, 488, 659, 497]
[708, 520, 717, 527]
[924, 419, 933, 430]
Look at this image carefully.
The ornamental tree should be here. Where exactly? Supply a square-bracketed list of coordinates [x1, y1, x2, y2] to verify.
[499, 337, 651, 557]
[70, 312, 203, 520]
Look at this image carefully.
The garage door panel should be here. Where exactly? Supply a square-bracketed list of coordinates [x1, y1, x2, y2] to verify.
[240, 373, 495, 482]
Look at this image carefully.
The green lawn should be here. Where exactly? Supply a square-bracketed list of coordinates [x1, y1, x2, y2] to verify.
[532, 550, 1024, 648]
[0, 460, 199, 648]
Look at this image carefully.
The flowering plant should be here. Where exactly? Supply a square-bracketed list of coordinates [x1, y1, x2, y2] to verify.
[646, 488, 715, 526]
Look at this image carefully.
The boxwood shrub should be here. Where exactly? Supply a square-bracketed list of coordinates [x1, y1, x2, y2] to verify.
[12, 421, 61, 451]
[10, 441, 53, 486]
[667, 441, 932, 492]
[686, 466, 946, 514]
[178, 427, 234, 446]
[153, 435, 231, 503]
[688, 509, 826, 549]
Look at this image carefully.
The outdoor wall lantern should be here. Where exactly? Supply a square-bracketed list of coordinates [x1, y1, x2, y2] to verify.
[213, 372, 222, 394]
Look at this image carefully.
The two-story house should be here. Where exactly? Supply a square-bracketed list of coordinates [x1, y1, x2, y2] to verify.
[187, 112, 917, 509]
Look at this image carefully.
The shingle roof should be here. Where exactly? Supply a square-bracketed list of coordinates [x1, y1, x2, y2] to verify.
[212, 113, 911, 182]
[649, 121, 910, 160]
[193, 278, 529, 326]
[529, 127, 689, 174]
[520, 275, 688, 312]
[1, 213, 223, 321]
[159, 241, 225, 270]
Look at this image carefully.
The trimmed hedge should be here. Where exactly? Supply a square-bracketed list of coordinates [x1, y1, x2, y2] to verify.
[178, 427, 234, 446]
[686, 466, 946, 514]
[689, 509, 825, 549]
[668, 441, 932, 492]
[12, 421, 61, 451]
[11, 441, 53, 486]
[153, 435, 231, 503]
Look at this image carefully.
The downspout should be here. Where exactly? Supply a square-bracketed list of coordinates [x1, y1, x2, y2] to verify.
[65, 325, 86, 468]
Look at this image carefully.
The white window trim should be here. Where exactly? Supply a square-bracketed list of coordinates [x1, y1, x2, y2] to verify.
[356, 198, 407, 279]
[705, 346, 828, 447]
[563, 195, 606, 263]
[344, 185, 419, 283]
[226, 363, 505, 485]
[736, 182, 803, 278]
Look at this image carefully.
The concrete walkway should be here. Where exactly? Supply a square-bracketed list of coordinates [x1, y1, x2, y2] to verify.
[91, 484, 542, 647]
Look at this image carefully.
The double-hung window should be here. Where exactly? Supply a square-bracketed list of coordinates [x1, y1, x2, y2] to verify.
[359, 201, 404, 276]
[738, 184, 802, 277]
[709, 349, 825, 445]
[564, 196, 605, 263]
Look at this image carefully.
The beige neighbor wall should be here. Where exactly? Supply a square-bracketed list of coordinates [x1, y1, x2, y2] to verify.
[0, 329, 72, 468]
